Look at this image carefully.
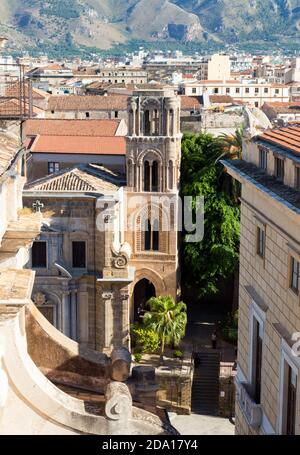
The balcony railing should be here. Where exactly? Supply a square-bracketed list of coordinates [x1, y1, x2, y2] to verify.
[236, 379, 263, 429]
[0, 63, 32, 120]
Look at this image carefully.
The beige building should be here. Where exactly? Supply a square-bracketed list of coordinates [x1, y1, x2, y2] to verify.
[96, 67, 148, 85]
[182, 80, 290, 108]
[197, 54, 231, 82]
[223, 123, 300, 435]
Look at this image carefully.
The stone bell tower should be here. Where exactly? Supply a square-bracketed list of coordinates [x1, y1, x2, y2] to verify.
[125, 89, 182, 323]
[126, 89, 182, 193]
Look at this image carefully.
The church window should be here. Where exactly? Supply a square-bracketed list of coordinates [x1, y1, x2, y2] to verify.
[144, 110, 151, 135]
[144, 161, 150, 191]
[32, 241, 47, 268]
[169, 161, 174, 190]
[72, 241, 86, 268]
[152, 161, 158, 192]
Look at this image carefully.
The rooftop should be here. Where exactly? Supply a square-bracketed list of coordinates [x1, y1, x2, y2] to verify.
[24, 119, 122, 137]
[262, 102, 300, 114]
[29, 135, 126, 155]
[24, 164, 125, 193]
[258, 124, 300, 155]
[48, 95, 128, 112]
[223, 159, 300, 214]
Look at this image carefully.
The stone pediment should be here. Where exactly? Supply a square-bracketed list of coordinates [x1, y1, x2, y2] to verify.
[24, 164, 125, 193]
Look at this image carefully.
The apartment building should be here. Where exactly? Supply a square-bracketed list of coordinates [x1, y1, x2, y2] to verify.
[197, 54, 231, 81]
[182, 80, 289, 108]
[223, 125, 300, 435]
[96, 67, 148, 85]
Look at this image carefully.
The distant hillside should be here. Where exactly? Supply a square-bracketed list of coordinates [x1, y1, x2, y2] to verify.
[0, 0, 300, 55]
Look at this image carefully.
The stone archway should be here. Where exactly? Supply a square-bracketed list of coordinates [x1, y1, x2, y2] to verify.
[133, 279, 156, 323]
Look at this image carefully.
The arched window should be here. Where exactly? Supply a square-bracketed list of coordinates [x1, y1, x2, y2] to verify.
[154, 109, 159, 135]
[169, 160, 173, 190]
[144, 161, 150, 191]
[170, 109, 174, 136]
[152, 161, 158, 192]
[153, 219, 159, 251]
[144, 110, 150, 135]
[127, 159, 133, 187]
[144, 219, 151, 251]
[143, 219, 159, 252]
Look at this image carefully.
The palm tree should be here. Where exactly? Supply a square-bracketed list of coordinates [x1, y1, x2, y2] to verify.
[143, 296, 187, 363]
[218, 127, 244, 161]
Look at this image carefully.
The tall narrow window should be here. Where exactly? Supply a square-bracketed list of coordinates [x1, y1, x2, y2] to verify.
[259, 148, 268, 170]
[286, 366, 297, 435]
[143, 219, 159, 252]
[72, 241, 86, 268]
[144, 110, 150, 135]
[257, 227, 265, 258]
[254, 320, 263, 404]
[169, 161, 174, 190]
[153, 109, 159, 135]
[290, 257, 300, 294]
[32, 241, 47, 268]
[144, 220, 151, 251]
[152, 219, 159, 251]
[152, 161, 158, 192]
[144, 161, 150, 191]
[275, 157, 285, 182]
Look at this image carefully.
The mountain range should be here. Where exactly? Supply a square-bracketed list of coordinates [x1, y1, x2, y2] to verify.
[1, 0, 300, 54]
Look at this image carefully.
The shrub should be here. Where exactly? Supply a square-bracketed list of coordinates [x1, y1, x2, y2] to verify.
[133, 353, 142, 363]
[173, 350, 183, 359]
[130, 324, 160, 354]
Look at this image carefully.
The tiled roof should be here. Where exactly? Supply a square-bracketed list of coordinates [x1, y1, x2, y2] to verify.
[24, 164, 124, 192]
[209, 95, 234, 104]
[262, 102, 300, 114]
[223, 159, 300, 213]
[4, 82, 49, 100]
[48, 95, 128, 111]
[24, 119, 121, 137]
[258, 125, 300, 155]
[180, 96, 203, 110]
[0, 130, 21, 176]
[30, 135, 126, 155]
[0, 99, 44, 117]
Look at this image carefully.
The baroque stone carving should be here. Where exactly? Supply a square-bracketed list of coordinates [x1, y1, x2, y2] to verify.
[105, 381, 132, 421]
[33, 292, 46, 306]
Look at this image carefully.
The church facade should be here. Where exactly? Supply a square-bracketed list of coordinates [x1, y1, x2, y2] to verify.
[23, 89, 182, 354]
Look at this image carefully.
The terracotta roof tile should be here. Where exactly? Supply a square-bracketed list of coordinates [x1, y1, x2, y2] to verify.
[258, 125, 300, 155]
[24, 119, 121, 137]
[48, 95, 128, 111]
[180, 96, 203, 110]
[24, 164, 124, 192]
[262, 102, 300, 114]
[30, 135, 126, 155]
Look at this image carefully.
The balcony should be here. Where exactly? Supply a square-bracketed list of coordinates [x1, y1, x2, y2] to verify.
[236, 379, 263, 429]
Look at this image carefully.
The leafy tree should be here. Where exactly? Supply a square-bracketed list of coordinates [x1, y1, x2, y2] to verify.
[181, 133, 240, 298]
[143, 296, 187, 362]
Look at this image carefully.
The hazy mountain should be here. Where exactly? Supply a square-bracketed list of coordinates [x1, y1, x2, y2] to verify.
[0, 0, 300, 53]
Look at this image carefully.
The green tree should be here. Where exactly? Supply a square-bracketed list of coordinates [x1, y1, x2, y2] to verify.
[181, 133, 240, 298]
[143, 296, 187, 362]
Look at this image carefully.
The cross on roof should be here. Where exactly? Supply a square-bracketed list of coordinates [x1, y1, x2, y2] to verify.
[32, 200, 44, 213]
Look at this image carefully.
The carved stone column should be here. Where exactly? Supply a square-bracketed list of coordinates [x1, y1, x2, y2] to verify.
[62, 291, 71, 338]
[78, 281, 89, 346]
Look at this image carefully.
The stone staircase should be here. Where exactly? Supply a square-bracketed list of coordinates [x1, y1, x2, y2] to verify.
[191, 350, 221, 416]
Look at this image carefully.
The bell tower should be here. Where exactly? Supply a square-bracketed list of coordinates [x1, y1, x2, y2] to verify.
[126, 89, 182, 193]
[125, 89, 182, 319]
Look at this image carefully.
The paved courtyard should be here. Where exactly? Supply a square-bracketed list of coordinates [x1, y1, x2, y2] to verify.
[169, 413, 235, 436]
